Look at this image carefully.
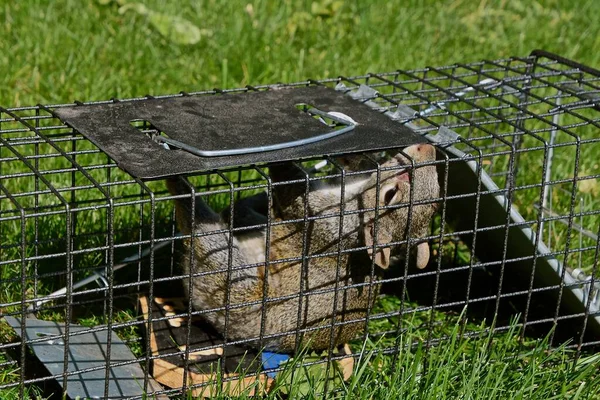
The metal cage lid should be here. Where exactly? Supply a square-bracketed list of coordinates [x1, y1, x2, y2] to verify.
[55, 85, 425, 180]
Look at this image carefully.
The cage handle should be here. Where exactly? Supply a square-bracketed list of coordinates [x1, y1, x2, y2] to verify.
[153, 108, 357, 157]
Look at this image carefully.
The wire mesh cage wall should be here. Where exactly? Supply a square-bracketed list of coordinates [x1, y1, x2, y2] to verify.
[1, 50, 599, 399]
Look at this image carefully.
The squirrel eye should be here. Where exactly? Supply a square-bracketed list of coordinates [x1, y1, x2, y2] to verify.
[384, 187, 397, 205]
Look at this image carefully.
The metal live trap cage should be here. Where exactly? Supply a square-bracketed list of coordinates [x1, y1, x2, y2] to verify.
[1, 50, 599, 399]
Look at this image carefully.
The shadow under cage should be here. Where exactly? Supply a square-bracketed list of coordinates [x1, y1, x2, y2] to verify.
[0, 50, 599, 399]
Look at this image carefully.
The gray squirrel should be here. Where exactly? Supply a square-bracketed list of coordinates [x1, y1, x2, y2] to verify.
[166, 143, 439, 352]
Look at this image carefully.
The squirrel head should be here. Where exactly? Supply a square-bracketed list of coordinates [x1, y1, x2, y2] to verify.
[358, 143, 439, 270]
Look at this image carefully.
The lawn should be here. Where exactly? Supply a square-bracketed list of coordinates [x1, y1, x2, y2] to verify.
[1, 0, 600, 398]
[2, 0, 599, 106]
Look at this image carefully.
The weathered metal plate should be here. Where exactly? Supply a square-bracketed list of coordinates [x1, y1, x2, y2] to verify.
[5, 317, 165, 399]
[55, 86, 425, 180]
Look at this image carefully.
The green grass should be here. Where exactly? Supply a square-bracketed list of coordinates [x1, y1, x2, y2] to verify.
[1, 0, 600, 398]
[134, 311, 600, 399]
[1, 0, 599, 106]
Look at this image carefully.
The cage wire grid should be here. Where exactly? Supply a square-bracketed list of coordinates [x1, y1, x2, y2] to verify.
[0, 50, 599, 398]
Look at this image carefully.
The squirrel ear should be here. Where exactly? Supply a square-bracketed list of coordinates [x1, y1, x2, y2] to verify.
[415, 242, 430, 269]
[364, 224, 392, 269]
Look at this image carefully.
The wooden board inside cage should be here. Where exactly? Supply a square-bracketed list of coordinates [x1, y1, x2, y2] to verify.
[138, 296, 354, 397]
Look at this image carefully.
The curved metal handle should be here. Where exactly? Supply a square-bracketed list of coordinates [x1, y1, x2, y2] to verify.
[153, 107, 357, 157]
